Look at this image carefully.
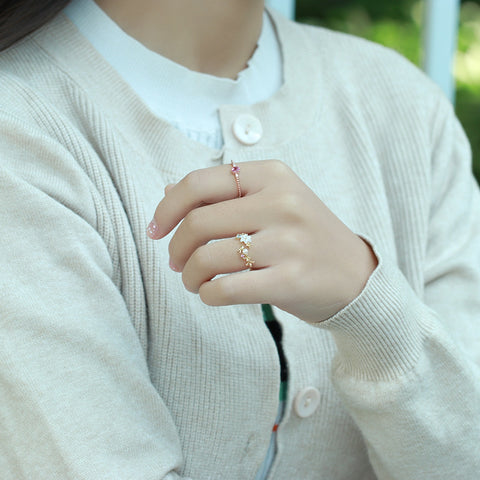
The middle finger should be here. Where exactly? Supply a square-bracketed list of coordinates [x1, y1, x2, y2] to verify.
[181, 232, 271, 293]
[168, 192, 274, 271]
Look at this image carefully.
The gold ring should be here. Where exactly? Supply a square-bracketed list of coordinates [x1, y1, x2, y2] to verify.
[236, 233, 255, 269]
[230, 161, 242, 198]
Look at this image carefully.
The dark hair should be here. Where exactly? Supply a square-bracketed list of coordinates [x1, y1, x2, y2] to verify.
[0, 0, 72, 51]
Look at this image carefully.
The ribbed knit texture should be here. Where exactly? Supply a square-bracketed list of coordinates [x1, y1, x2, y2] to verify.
[1, 7, 480, 480]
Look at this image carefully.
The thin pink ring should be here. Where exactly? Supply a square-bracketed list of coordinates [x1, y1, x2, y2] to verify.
[230, 160, 242, 198]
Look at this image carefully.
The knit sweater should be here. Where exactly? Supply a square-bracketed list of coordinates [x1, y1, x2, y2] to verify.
[0, 8, 479, 480]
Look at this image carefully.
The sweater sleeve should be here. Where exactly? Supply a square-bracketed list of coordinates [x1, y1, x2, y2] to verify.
[0, 112, 193, 479]
[315, 97, 480, 478]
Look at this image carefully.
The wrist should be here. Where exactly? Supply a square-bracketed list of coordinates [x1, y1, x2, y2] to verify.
[344, 236, 379, 305]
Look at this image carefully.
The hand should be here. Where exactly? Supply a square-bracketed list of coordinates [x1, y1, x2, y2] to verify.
[147, 160, 378, 323]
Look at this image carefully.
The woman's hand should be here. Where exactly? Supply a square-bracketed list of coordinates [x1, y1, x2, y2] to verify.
[147, 160, 378, 323]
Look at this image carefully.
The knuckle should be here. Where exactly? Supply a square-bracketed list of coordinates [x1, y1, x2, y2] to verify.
[181, 270, 197, 293]
[183, 208, 203, 234]
[190, 245, 212, 272]
[275, 192, 302, 221]
[183, 169, 203, 194]
[167, 232, 183, 259]
[198, 282, 217, 306]
[212, 277, 235, 304]
[281, 229, 304, 253]
[182, 245, 214, 293]
[266, 159, 291, 177]
[181, 271, 193, 292]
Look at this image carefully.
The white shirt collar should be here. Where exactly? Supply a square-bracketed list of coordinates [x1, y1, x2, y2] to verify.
[64, 0, 283, 136]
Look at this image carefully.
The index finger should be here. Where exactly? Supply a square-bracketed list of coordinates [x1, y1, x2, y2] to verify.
[147, 161, 261, 239]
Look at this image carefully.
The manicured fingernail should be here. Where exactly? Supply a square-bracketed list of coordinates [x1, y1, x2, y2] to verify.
[146, 219, 160, 239]
[169, 258, 180, 272]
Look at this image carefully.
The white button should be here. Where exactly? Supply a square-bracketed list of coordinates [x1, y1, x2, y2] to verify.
[232, 114, 263, 145]
[294, 387, 321, 418]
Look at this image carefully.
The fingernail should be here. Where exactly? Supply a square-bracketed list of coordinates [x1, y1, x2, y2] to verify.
[169, 258, 180, 272]
[146, 219, 160, 239]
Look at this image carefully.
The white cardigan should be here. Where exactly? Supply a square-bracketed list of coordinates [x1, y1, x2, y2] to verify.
[0, 7, 479, 480]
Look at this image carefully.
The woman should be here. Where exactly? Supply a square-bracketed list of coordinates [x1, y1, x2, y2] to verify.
[0, 0, 479, 478]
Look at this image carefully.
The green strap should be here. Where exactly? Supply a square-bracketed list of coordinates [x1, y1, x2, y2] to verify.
[261, 303, 276, 322]
[261, 304, 288, 402]
[279, 381, 288, 402]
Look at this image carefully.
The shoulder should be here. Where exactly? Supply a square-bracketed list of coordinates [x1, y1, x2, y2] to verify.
[0, 39, 99, 222]
[291, 18, 456, 152]
[0, 34, 71, 124]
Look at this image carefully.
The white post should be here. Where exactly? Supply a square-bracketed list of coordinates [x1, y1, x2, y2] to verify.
[423, 0, 461, 102]
[265, 0, 295, 20]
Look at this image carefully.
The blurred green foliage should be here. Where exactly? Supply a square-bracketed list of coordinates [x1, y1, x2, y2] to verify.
[296, 0, 480, 183]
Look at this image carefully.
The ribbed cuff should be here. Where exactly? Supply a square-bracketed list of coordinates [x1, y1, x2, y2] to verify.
[316, 234, 434, 381]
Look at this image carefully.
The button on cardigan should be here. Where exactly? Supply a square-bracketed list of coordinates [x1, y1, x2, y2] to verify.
[0, 7, 480, 480]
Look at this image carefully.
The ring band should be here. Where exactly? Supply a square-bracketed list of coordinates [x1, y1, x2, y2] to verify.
[230, 161, 242, 198]
[236, 233, 255, 269]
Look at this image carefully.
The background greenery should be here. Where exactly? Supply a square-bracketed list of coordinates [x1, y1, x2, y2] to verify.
[295, 0, 480, 183]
